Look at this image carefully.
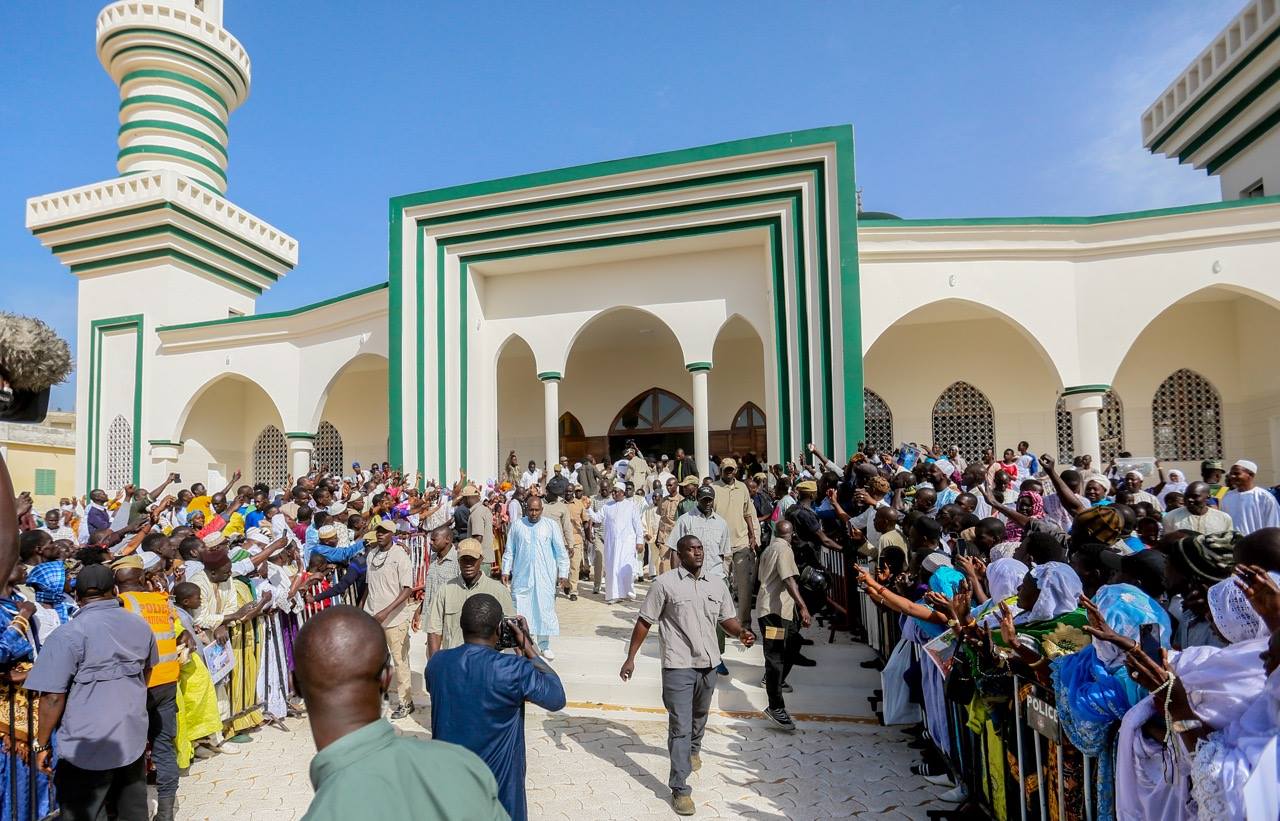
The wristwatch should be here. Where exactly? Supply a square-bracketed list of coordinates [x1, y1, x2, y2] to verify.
[30, 742, 51, 754]
[1171, 718, 1204, 733]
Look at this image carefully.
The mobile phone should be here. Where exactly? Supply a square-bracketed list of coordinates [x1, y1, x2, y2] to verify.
[1139, 623, 1162, 660]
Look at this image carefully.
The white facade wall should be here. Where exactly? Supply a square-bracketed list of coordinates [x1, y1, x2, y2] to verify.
[1218, 126, 1280, 199]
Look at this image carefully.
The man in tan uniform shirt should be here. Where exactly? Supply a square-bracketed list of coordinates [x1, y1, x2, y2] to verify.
[711, 457, 758, 625]
[655, 477, 681, 575]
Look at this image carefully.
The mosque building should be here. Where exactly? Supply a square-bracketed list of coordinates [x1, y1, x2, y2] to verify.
[26, 0, 1280, 493]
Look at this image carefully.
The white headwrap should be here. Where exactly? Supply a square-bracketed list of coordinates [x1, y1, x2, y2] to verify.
[1207, 574, 1276, 644]
[975, 557, 1028, 627]
[1016, 561, 1083, 624]
[613, 480, 626, 491]
[1086, 474, 1112, 492]
[1158, 469, 1188, 504]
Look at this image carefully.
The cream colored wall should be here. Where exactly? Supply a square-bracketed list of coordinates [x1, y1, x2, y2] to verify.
[863, 316, 1061, 457]
[1218, 126, 1280, 200]
[176, 377, 285, 489]
[495, 340, 542, 467]
[318, 366, 389, 468]
[1113, 297, 1280, 482]
[709, 326, 766, 433]
[3, 445, 77, 512]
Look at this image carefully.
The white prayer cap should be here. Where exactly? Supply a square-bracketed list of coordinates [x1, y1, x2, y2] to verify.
[317, 525, 338, 540]
[1233, 459, 1259, 474]
[246, 527, 272, 545]
[613, 481, 626, 491]
[137, 551, 162, 572]
[934, 459, 954, 476]
[921, 552, 953, 574]
[327, 501, 346, 516]
[1125, 469, 1144, 480]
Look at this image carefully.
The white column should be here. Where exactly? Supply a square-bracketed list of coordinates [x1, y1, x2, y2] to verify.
[689, 363, 711, 477]
[1064, 390, 1105, 470]
[287, 437, 314, 480]
[540, 372, 561, 476]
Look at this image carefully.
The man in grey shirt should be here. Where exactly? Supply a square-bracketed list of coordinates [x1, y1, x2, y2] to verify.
[27, 563, 158, 821]
[666, 486, 733, 673]
[619, 535, 754, 817]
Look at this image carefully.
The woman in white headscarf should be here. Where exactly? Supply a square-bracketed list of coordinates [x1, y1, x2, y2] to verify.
[1112, 573, 1274, 821]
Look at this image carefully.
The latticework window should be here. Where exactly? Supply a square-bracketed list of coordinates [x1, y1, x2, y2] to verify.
[932, 381, 994, 462]
[1152, 369, 1222, 460]
[1056, 390, 1125, 462]
[314, 421, 344, 475]
[863, 389, 893, 454]
[252, 425, 288, 490]
[105, 414, 133, 492]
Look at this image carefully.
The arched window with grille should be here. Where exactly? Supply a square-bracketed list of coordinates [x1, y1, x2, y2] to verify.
[729, 402, 767, 455]
[1056, 390, 1125, 462]
[253, 425, 288, 490]
[863, 389, 893, 454]
[1152, 369, 1222, 460]
[932, 381, 994, 462]
[314, 421, 343, 475]
[105, 414, 133, 492]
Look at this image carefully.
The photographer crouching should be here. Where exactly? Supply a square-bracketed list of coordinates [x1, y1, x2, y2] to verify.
[427, 594, 566, 821]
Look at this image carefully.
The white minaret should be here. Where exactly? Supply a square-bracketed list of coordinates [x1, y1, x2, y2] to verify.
[98, 0, 246, 193]
[25, 1, 297, 493]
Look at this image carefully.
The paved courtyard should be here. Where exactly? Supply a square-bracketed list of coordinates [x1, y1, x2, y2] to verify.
[172, 580, 948, 819]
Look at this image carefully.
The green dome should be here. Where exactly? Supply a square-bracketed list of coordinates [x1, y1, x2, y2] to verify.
[857, 210, 901, 220]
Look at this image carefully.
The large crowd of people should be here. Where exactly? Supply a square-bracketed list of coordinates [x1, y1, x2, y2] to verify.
[2, 433, 1279, 819]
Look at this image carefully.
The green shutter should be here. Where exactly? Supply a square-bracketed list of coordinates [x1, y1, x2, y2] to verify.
[34, 469, 56, 496]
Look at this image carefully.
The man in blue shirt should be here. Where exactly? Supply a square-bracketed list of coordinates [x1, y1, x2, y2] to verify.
[427, 594, 566, 821]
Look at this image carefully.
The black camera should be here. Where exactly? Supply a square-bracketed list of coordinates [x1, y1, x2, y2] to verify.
[496, 616, 523, 650]
[0, 386, 50, 425]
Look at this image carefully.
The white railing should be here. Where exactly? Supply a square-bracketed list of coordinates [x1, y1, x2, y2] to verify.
[1141, 0, 1280, 145]
[96, 1, 252, 83]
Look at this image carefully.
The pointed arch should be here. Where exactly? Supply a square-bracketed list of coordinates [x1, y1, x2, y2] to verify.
[1152, 369, 1222, 460]
[314, 421, 344, 475]
[729, 401, 767, 455]
[611, 388, 694, 435]
[252, 425, 288, 490]
[863, 389, 893, 455]
[172, 372, 286, 442]
[1056, 390, 1125, 462]
[932, 381, 994, 462]
[106, 414, 134, 493]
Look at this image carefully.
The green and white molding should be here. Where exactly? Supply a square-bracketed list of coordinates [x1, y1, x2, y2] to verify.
[388, 125, 863, 479]
[1061, 384, 1111, 396]
[86, 314, 145, 491]
[285, 431, 316, 440]
[685, 361, 713, 373]
[27, 171, 298, 297]
[537, 371, 563, 382]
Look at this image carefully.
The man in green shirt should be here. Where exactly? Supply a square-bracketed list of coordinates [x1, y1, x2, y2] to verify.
[296, 605, 507, 821]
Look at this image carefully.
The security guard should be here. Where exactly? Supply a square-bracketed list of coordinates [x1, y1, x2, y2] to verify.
[114, 555, 183, 821]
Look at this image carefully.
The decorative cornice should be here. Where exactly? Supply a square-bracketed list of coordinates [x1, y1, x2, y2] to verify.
[96, 2, 252, 92]
[685, 361, 713, 373]
[146, 439, 183, 446]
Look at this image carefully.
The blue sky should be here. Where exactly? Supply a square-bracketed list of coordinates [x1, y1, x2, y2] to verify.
[1, 0, 1237, 409]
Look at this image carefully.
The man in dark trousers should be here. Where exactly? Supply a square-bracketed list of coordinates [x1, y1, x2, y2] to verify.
[754, 520, 812, 732]
[619, 534, 756, 816]
[27, 563, 158, 821]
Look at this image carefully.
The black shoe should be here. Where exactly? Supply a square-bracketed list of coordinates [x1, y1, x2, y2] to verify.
[797, 636, 815, 646]
[569, 593, 578, 601]
[759, 678, 793, 693]
[791, 654, 817, 667]
[390, 703, 415, 720]
[860, 658, 885, 670]
[764, 707, 797, 732]
[152, 797, 176, 821]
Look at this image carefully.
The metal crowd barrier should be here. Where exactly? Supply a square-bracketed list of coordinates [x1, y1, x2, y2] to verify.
[1, 679, 48, 821]
[819, 545, 850, 637]
[852, 559, 901, 661]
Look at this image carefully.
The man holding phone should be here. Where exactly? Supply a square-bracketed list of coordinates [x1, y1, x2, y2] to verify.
[426, 594, 566, 821]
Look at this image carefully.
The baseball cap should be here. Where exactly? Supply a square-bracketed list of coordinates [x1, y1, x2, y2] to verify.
[460, 484, 480, 497]
[696, 486, 716, 500]
[720, 457, 738, 470]
[796, 480, 817, 493]
[1201, 459, 1224, 472]
[457, 538, 483, 559]
[680, 475, 699, 487]
[76, 564, 116, 597]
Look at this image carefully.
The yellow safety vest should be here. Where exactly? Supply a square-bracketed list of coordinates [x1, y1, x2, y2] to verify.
[119, 591, 181, 687]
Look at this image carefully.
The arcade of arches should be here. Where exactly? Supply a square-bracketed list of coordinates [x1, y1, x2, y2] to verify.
[495, 308, 768, 472]
[861, 288, 1280, 481]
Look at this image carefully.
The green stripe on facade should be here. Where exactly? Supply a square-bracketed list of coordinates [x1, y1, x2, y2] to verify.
[120, 95, 228, 136]
[158, 283, 386, 332]
[87, 315, 144, 491]
[50, 224, 277, 282]
[857, 193, 1280, 227]
[387, 206, 405, 467]
[119, 119, 227, 159]
[1148, 24, 1280, 154]
[1206, 104, 1280, 174]
[1062, 384, 1111, 396]
[99, 26, 249, 89]
[33, 203, 295, 270]
[120, 69, 228, 114]
[117, 145, 227, 183]
[388, 126, 857, 473]
[112, 44, 241, 105]
[834, 129, 863, 450]
[71, 249, 262, 295]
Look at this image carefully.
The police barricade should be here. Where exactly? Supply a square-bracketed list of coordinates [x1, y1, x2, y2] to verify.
[1, 679, 50, 821]
[918, 663, 1102, 821]
[850, 560, 901, 661]
[818, 545, 850, 636]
